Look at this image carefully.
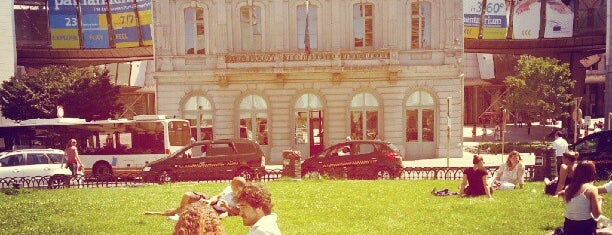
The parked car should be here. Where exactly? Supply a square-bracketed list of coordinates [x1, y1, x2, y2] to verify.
[570, 130, 612, 180]
[142, 139, 266, 183]
[0, 149, 72, 188]
[301, 140, 404, 179]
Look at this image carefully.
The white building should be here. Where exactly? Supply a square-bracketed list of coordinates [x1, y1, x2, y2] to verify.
[152, 0, 464, 163]
[0, 1, 16, 125]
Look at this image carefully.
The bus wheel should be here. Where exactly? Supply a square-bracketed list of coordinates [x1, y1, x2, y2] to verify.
[158, 171, 175, 184]
[236, 168, 254, 181]
[93, 162, 113, 177]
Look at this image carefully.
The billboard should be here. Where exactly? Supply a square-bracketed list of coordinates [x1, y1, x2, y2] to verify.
[109, 0, 140, 48]
[544, 0, 574, 38]
[463, 0, 481, 39]
[47, 0, 152, 49]
[80, 0, 110, 48]
[481, 0, 508, 39]
[48, 0, 80, 48]
[512, 0, 541, 39]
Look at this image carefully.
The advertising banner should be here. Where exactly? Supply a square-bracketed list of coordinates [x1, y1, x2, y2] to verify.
[463, 0, 481, 39]
[482, 0, 508, 39]
[512, 0, 541, 39]
[544, 0, 574, 38]
[110, 0, 140, 48]
[136, 0, 152, 46]
[80, 0, 110, 48]
[48, 0, 80, 48]
[477, 53, 495, 80]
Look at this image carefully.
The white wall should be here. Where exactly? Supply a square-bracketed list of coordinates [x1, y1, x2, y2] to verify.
[0, 1, 15, 83]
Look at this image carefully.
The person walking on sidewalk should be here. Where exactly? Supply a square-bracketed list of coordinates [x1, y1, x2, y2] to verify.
[472, 125, 477, 140]
[481, 124, 487, 141]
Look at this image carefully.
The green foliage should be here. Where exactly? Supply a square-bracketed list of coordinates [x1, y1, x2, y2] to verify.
[504, 55, 574, 123]
[475, 142, 551, 155]
[0, 65, 122, 121]
[2, 180, 610, 234]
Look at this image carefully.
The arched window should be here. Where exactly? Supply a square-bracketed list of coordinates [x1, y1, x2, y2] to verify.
[294, 93, 323, 144]
[410, 1, 431, 49]
[349, 92, 380, 140]
[239, 95, 268, 145]
[183, 96, 213, 140]
[405, 91, 435, 142]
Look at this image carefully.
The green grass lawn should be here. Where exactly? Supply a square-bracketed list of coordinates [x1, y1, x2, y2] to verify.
[1, 180, 610, 235]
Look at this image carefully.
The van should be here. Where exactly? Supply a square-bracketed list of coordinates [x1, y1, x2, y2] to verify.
[142, 139, 265, 183]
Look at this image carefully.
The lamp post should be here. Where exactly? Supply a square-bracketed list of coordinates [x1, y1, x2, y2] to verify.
[446, 97, 451, 168]
[573, 97, 582, 143]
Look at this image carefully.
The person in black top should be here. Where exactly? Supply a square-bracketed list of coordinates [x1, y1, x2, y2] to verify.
[460, 155, 493, 199]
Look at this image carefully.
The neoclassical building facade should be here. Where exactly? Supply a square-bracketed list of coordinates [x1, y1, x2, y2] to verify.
[152, 0, 464, 163]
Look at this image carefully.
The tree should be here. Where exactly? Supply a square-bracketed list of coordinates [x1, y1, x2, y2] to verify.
[504, 55, 574, 124]
[0, 65, 123, 121]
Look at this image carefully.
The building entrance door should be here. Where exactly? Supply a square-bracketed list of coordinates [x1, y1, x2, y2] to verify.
[309, 111, 324, 156]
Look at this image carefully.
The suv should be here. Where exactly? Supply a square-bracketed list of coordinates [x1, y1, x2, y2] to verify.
[570, 130, 612, 179]
[301, 140, 404, 179]
[142, 139, 266, 183]
[0, 149, 72, 188]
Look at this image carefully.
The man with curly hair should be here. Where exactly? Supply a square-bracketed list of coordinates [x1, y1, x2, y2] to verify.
[234, 184, 281, 235]
[173, 201, 225, 235]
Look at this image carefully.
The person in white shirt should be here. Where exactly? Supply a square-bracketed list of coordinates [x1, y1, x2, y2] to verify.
[234, 184, 281, 235]
[552, 131, 569, 175]
[491, 151, 525, 190]
[563, 161, 601, 234]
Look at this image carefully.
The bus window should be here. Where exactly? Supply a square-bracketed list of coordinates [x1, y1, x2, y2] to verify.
[169, 121, 191, 146]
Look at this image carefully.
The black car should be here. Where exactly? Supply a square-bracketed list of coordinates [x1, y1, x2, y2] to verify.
[142, 139, 265, 183]
[570, 130, 612, 180]
[301, 140, 404, 179]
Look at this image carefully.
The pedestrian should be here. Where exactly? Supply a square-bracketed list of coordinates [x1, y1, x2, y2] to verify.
[527, 122, 531, 136]
[62, 139, 83, 177]
[481, 125, 487, 141]
[472, 125, 477, 140]
[552, 131, 569, 176]
[494, 124, 501, 141]
[234, 184, 282, 235]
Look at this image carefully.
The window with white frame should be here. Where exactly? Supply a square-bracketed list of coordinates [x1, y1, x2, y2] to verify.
[353, 3, 373, 48]
[297, 5, 317, 50]
[349, 92, 379, 140]
[185, 7, 206, 54]
[405, 91, 435, 142]
[239, 95, 268, 145]
[240, 6, 262, 51]
[410, 1, 431, 49]
[183, 96, 213, 140]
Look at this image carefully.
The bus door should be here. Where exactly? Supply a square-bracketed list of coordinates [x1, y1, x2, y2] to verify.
[309, 111, 324, 156]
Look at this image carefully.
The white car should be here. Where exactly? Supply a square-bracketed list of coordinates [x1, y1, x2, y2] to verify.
[0, 149, 73, 188]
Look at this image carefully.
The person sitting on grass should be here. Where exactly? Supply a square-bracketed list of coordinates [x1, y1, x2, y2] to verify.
[562, 160, 602, 235]
[545, 151, 578, 196]
[459, 155, 493, 200]
[144, 177, 246, 220]
[490, 151, 525, 190]
[173, 201, 225, 235]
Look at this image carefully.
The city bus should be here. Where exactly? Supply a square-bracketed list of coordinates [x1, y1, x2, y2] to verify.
[0, 115, 191, 177]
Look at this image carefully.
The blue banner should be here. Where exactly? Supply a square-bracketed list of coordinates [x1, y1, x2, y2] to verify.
[48, 0, 80, 48]
[110, 0, 140, 48]
[136, 0, 152, 46]
[80, 0, 110, 48]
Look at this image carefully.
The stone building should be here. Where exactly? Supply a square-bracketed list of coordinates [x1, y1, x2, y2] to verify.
[152, 0, 464, 163]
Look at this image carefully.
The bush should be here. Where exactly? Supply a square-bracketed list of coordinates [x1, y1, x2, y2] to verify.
[477, 142, 551, 155]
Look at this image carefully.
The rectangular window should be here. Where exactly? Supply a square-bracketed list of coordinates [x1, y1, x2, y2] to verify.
[350, 111, 363, 140]
[297, 5, 318, 50]
[411, 2, 431, 49]
[422, 109, 434, 142]
[240, 6, 262, 51]
[353, 4, 373, 48]
[574, 0, 606, 36]
[366, 111, 378, 140]
[406, 109, 418, 142]
[295, 112, 309, 144]
[185, 8, 206, 54]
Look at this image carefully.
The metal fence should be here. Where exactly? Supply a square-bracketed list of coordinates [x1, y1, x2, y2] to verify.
[0, 166, 539, 190]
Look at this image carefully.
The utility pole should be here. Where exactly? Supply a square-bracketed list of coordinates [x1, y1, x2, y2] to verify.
[446, 97, 451, 168]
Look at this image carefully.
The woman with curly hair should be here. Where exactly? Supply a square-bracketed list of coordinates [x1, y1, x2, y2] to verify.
[173, 201, 225, 235]
[492, 151, 525, 190]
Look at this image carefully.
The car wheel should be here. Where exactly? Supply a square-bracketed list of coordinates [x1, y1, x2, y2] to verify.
[48, 175, 69, 189]
[93, 162, 113, 177]
[302, 168, 321, 179]
[236, 168, 255, 181]
[158, 171, 176, 184]
[376, 168, 392, 180]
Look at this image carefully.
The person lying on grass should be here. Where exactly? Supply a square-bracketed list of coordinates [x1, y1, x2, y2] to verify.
[144, 177, 246, 219]
[459, 155, 493, 200]
[173, 201, 225, 235]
